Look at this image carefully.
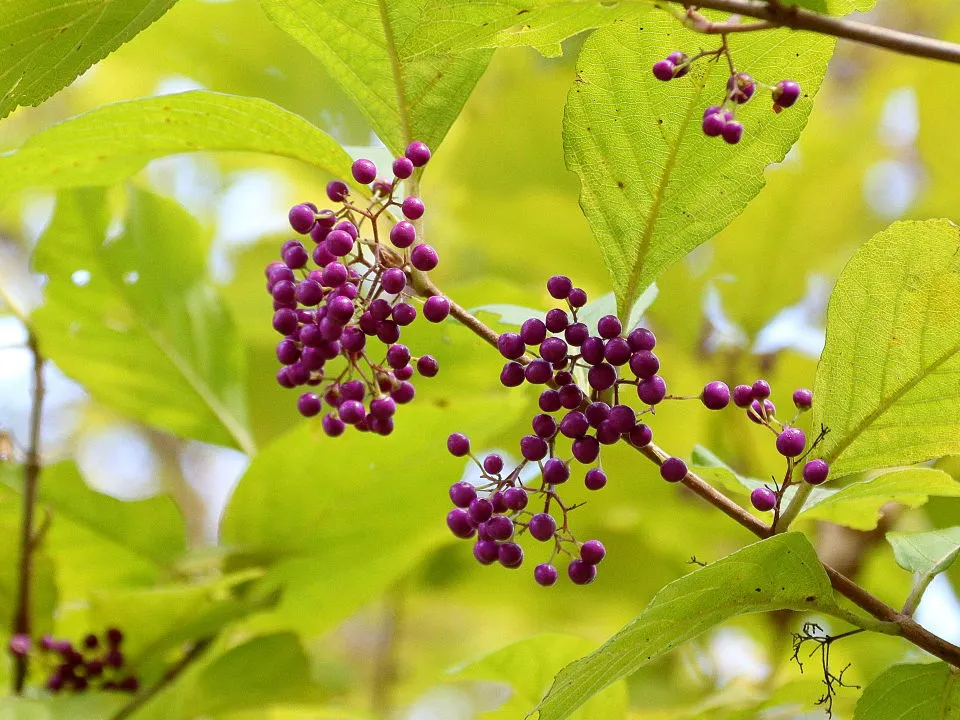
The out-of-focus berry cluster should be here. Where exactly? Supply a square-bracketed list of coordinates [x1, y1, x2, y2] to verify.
[652, 49, 801, 144]
[8, 628, 138, 693]
[443, 277, 832, 585]
[267, 141, 449, 437]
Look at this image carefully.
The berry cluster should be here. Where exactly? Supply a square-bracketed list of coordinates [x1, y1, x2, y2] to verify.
[268, 141, 448, 437]
[442, 277, 831, 585]
[652, 49, 801, 144]
[8, 628, 138, 693]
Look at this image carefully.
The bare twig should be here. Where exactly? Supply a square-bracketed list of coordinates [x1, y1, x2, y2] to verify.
[11, 330, 44, 693]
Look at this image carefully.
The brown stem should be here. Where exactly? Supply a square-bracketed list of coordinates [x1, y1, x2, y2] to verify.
[660, 0, 960, 64]
[109, 638, 214, 720]
[427, 286, 960, 667]
[12, 330, 44, 693]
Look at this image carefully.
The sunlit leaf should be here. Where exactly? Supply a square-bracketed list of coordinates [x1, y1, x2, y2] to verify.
[813, 220, 960, 477]
[887, 527, 960, 578]
[564, 13, 833, 318]
[854, 662, 960, 719]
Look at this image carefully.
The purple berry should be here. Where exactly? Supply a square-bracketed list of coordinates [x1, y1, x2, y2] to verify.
[776, 427, 806, 457]
[568, 559, 597, 585]
[405, 141, 432, 167]
[417, 355, 439, 377]
[370, 396, 397, 419]
[587, 363, 617, 391]
[773, 80, 801, 108]
[497, 332, 525, 360]
[660, 457, 687, 482]
[733, 384, 753, 407]
[667, 51, 689, 77]
[534, 563, 558, 586]
[722, 120, 744, 145]
[539, 337, 568, 364]
[803, 459, 830, 485]
[543, 458, 570, 485]
[597, 423, 620, 445]
[521, 318, 548, 345]
[558, 384, 583, 410]
[545, 308, 569, 333]
[567, 288, 588, 307]
[498, 542, 524, 569]
[351, 158, 377, 184]
[8, 634, 30, 656]
[580, 336, 605, 365]
[702, 111, 726, 138]
[748, 398, 776, 423]
[751, 487, 777, 512]
[393, 302, 417, 326]
[390, 221, 416, 248]
[564, 322, 590, 346]
[652, 59, 675, 81]
[326, 180, 349, 202]
[474, 540, 499, 564]
[627, 328, 655, 353]
[486, 515, 514, 541]
[447, 509, 475, 539]
[339, 400, 366, 425]
[608, 405, 635, 433]
[392, 381, 415, 404]
[447, 432, 470, 457]
[297, 393, 322, 417]
[392, 156, 415, 179]
[449, 481, 477, 508]
[585, 402, 610, 427]
[500, 361, 525, 387]
[395, 364, 414, 381]
[701, 381, 730, 410]
[502, 487, 528, 511]
[604, 337, 632, 366]
[282, 243, 309, 269]
[727, 73, 755, 103]
[483, 454, 504, 474]
[793, 388, 813, 410]
[410, 244, 439, 271]
[628, 423, 653, 447]
[597, 315, 621, 339]
[528, 513, 557, 541]
[401, 196, 425, 220]
[580, 540, 606, 565]
[571, 435, 600, 464]
[524, 359, 553, 384]
[629, 350, 660, 379]
[381, 268, 406, 294]
[468, 498, 494, 524]
[584, 468, 607, 490]
[272, 308, 298, 335]
[547, 275, 573, 300]
[423, 295, 450, 322]
[276, 339, 300, 365]
[752, 379, 771, 399]
[520, 434, 548, 461]
[637, 375, 667, 405]
[325, 229, 354, 256]
[288, 204, 316, 234]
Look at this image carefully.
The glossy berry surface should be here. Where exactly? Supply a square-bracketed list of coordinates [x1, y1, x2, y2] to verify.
[447, 433, 470, 457]
[660, 457, 687, 482]
[773, 80, 801, 108]
[803, 459, 830, 485]
[701, 381, 730, 410]
[653, 59, 675, 81]
[793, 388, 813, 410]
[750, 487, 777, 512]
[775, 427, 806, 457]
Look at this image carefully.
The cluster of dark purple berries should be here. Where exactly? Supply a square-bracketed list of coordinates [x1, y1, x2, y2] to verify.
[267, 141, 449, 437]
[8, 628, 138, 693]
[652, 51, 801, 145]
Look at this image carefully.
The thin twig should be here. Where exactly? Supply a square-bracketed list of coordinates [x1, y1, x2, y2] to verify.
[109, 638, 214, 720]
[659, 0, 960, 64]
[11, 330, 44, 693]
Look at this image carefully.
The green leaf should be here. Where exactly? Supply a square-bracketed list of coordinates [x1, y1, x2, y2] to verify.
[257, 0, 493, 153]
[191, 634, 325, 714]
[563, 14, 833, 318]
[691, 447, 960, 530]
[887, 527, 960, 578]
[31, 188, 254, 453]
[0, 695, 127, 720]
[453, 634, 627, 720]
[0, 0, 176, 119]
[854, 662, 960, 720]
[220, 396, 522, 635]
[812, 220, 960, 477]
[533, 533, 839, 720]
[0, 91, 352, 206]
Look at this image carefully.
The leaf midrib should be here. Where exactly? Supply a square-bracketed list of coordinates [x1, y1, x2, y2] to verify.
[376, 0, 412, 149]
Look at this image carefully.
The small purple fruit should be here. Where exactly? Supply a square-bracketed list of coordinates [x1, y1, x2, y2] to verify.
[547, 275, 573, 300]
[701, 381, 730, 410]
[722, 120, 744, 145]
[803, 459, 830, 485]
[405, 141, 432, 167]
[351, 158, 377, 184]
[568, 559, 597, 585]
[449, 481, 477, 508]
[652, 59, 675, 81]
[751, 487, 777, 512]
[733, 384, 753, 407]
[534, 563, 559, 586]
[776, 427, 806, 457]
[793, 388, 813, 410]
[447, 432, 470, 457]
[660, 457, 687, 482]
[585, 468, 607, 490]
[528, 513, 557, 541]
[580, 540, 606, 565]
[773, 80, 801, 108]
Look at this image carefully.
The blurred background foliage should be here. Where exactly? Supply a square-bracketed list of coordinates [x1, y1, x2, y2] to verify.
[0, 0, 958, 718]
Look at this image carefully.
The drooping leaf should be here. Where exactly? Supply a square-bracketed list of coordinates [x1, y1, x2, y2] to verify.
[453, 634, 628, 720]
[887, 527, 960, 578]
[0, 0, 176, 119]
[220, 396, 523, 635]
[563, 13, 833, 318]
[0, 91, 352, 206]
[257, 0, 493, 153]
[533, 534, 839, 720]
[691, 446, 960, 530]
[854, 662, 960, 719]
[31, 188, 254, 453]
[813, 220, 960, 477]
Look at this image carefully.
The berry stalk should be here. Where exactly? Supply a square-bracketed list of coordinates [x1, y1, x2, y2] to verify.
[11, 330, 44, 694]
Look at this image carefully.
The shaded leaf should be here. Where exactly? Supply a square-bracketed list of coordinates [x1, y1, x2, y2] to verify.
[0, 0, 176, 119]
[31, 188, 254, 452]
[887, 527, 960, 577]
[854, 662, 960, 720]
[563, 14, 833, 317]
[533, 534, 838, 720]
[0, 91, 352, 205]
[813, 220, 960, 477]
